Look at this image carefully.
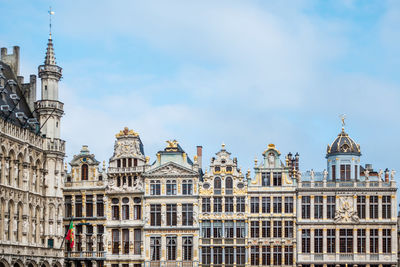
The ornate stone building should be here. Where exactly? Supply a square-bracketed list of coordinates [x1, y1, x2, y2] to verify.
[247, 144, 298, 266]
[297, 127, 397, 267]
[0, 36, 65, 267]
[64, 145, 107, 267]
[142, 140, 201, 267]
[105, 128, 147, 267]
[198, 144, 247, 267]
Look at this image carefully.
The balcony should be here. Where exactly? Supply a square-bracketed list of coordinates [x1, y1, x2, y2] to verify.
[148, 261, 196, 267]
[108, 166, 146, 174]
[298, 253, 396, 264]
[35, 100, 64, 110]
[45, 138, 65, 153]
[65, 251, 106, 260]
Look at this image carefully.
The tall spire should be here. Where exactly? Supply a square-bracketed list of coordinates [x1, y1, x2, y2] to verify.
[44, 38, 56, 65]
[44, 7, 56, 65]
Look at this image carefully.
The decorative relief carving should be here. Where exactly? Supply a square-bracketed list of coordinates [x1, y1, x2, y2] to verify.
[334, 196, 359, 223]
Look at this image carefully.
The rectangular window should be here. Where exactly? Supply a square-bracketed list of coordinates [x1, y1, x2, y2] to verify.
[150, 181, 161, 195]
[236, 247, 246, 265]
[213, 221, 222, 238]
[236, 197, 245, 213]
[202, 220, 211, 238]
[213, 247, 223, 264]
[150, 237, 161, 260]
[214, 197, 222, 213]
[332, 165, 336, 180]
[202, 197, 211, 213]
[262, 221, 271, 238]
[97, 194, 104, 217]
[314, 196, 323, 219]
[284, 197, 293, 213]
[97, 225, 104, 251]
[112, 229, 120, 254]
[273, 197, 282, 213]
[314, 229, 323, 253]
[251, 246, 260, 266]
[340, 164, 351, 181]
[370, 229, 378, 253]
[357, 196, 366, 219]
[122, 204, 129, 220]
[166, 236, 177, 260]
[65, 196, 72, 218]
[302, 229, 311, 253]
[225, 221, 234, 238]
[273, 221, 282, 238]
[382, 196, 391, 219]
[225, 247, 234, 265]
[369, 196, 378, 219]
[182, 180, 193, 195]
[357, 229, 366, 253]
[262, 197, 271, 213]
[75, 196, 82, 217]
[327, 229, 336, 253]
[327, 196, 335, 219]
[284, 246, 293, 265]
[339, 229, 353, 253]
[122, 229, 129, 254]
[302, 196, 311, 219]
[251, 221, 260, 238]
[273, 172, 282, 186]
[182, 204, 193, 226]
[166, 181, 177, 195]
[86, 225, 93, 251]
[225, 197, 234, 212]
[150, 204, 161, 226]
[134, 229, 141, 255]
[355, 165, 358, 180]
[182, 236, 193, 261]
[251, 197, 259, 213]
[236, 220, 246, 238]
[262, 246, 271, 265]
[284, 221, 293, 238]
[201, 247, 211, 264]
[382, 229, 391, 253]
[273, 246, 282, 266]
[262, 172, 270, 186]
[134, 202, 141, 220]
[166, 204, 177, 226]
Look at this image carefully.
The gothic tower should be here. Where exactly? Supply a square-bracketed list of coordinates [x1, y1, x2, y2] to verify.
[35, 33, 65, 199]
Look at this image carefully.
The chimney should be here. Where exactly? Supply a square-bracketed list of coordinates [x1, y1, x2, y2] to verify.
[385, 168, 389, 182]
[196, 146, 203, 169]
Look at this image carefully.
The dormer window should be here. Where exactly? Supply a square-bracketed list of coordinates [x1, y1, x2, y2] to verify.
[215, 166, 221, 172]
[340, 164, 351, 181]
[81, 164, 88, 180]
[128, 158, 132, 167]
[117, 159, 121, 168]
[226, 166, 232, 172]
[273, 172, 282, 186]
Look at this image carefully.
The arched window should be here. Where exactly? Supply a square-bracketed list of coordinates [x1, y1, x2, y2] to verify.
[225, 177, 233, 195]
[134, 197, 141, 220]
[81, 164, 88, 180]
[214, 177, 221, 195]
[17, 203, 23, 242]
[167, 236, 177, 260]
[122, 198, 129, 220]
[123, 176, 127, 186]
[111, 198, 119, 220]
[128, 176, 132, 187]
[117, 177, 121, 187]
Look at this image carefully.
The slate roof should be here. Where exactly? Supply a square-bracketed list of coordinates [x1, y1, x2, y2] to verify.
[326, 129, 361, 157]
[0, 61, 39, 133]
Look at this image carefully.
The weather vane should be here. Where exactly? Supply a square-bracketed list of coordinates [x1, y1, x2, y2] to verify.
[48, 7, 55, 38]
[340, 114, 346, 130]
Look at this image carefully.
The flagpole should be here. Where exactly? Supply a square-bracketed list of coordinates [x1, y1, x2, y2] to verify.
[60, 217, 74, 250]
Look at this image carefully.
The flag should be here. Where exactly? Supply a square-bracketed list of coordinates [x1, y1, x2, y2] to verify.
[65, 221, 74, 248]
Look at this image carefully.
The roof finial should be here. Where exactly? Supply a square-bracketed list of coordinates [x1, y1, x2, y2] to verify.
[48, 7, 55, 39]
[340, 114, 346, 131]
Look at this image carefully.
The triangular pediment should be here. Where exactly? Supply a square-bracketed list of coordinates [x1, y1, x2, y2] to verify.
[144, 161, 198, 176]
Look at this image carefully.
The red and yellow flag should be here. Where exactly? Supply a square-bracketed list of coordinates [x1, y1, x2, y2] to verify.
[65, 221, 74, 248]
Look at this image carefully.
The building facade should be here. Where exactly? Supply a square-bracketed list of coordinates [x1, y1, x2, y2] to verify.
[64, 145, 107, 267]
[142, 140, 201, 267]
[198, 144, 247, 267]
[297, 127, 397, 267]
[247, 144, 298, 266]
[0, 37, 65, 267]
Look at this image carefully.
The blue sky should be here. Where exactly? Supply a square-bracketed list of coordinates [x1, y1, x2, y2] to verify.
[1, 0, 400, 178]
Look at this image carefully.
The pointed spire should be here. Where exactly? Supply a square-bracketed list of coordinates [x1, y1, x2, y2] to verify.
[44, 37, 56, 65]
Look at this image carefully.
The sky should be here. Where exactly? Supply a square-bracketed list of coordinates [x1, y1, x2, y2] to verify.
[0, 0, 400, 179]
